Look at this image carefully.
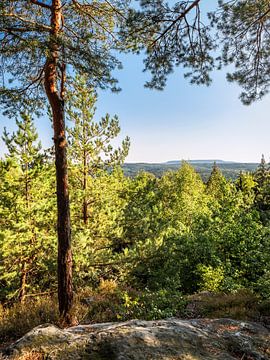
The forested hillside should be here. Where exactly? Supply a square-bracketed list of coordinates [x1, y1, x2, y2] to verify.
[123, 161, 259, 180]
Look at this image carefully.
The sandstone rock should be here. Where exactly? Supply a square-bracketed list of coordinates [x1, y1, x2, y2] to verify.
[1, 318, 270, 359]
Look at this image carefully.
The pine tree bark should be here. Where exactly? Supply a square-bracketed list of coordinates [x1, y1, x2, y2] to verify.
[44, 0, 74, 326]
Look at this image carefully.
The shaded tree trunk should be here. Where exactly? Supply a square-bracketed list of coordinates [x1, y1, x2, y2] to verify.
[18, 262, 27, 304]
[44, 0, 74, 326]
[83, 148, 88, 224]
[19, 161, 29, 303]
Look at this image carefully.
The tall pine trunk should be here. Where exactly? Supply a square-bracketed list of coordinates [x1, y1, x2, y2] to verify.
[44, 0, 74, 326]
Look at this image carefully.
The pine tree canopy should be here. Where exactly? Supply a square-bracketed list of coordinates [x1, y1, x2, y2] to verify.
[0, 0, 129, 115]
[211, 0, 270, 104]
[121, 0, 214, 89]
[0, 0, 216, 115]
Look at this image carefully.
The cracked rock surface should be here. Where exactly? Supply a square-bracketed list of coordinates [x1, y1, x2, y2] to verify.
[1, 318, 270, 359]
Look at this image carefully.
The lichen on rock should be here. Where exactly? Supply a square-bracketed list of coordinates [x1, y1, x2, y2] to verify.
[1, 319, 270, 359]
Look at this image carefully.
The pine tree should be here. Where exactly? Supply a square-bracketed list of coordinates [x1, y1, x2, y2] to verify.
[72, 168, 129, 287]
[1, 0, 214, 323]
[121, 0, 214, 89]
[67, 74, 130, 225]
[0, 113, 56, 302]
[212, 0, 270, 104]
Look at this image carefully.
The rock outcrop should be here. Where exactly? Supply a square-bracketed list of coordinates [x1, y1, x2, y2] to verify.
[1, 318, 270, 359]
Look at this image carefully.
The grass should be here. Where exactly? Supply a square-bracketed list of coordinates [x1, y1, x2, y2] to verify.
[0, 297, 59, 348]
[185, 289, 266, 321]
[0, 287, 269, 356]
[8, 351, 45, 360]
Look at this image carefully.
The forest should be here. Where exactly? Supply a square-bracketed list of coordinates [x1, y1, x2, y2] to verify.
[1, 98, 270, 343]
[122, 161, 259, 180]
[1, 0, 270, 352]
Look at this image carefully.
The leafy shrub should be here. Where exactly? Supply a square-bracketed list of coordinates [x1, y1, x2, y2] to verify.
[255, 271, 270, 299]
[82, 283, 186, 323]
[197, 265, 224, 292]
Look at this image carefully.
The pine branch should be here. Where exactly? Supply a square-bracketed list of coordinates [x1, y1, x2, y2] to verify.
[150, 0, 201, 47]
[30, 0, 52, 10]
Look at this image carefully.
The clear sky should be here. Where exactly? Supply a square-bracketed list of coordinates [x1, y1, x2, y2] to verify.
[92, 53, 270, 164]
[1, 1, 270, 163]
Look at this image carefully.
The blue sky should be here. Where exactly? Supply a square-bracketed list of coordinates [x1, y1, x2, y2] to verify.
[1, 1, 269, 163]
[95, 53, 270, 163]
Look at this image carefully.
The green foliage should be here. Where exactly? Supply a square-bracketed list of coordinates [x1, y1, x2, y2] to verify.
[120, 161, 270, 298]
[72, 168, 129, 287]
[0, 134, 270, 323]
[0, 114, 57, 301]
[0, 0, 130, 114]
[121, 1, 214, 89]
[3, 0, 270, 331]
[83, 280, 186, 323]
[122, 162, 259, 180]
[256, 271, 270, 299]
[212, 0, 270, 104]
[67, 74, 130, 172]
[67, 74, 130, 258]
[198, 265, 225, 292]
[206, 162, 229, 200]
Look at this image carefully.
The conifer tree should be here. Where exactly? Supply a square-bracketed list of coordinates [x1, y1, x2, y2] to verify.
[67, 75, 130, 225]
[2, 113, 43, 302]
[121, 0, 214, 89]
[253, 155, 270, 218]
[235, 171, 256, 207]
[0, 0, 129, 323]
[212, 0, 270, 104]
[206, 162, 228, 199]
[254, 155, 268, 189]
[0, 113, 56, 302]
[1, 0, 214, 323]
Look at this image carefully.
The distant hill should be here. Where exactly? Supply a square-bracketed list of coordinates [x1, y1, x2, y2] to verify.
[166, 160, 235, 165]
[122, 161, 259, 181]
